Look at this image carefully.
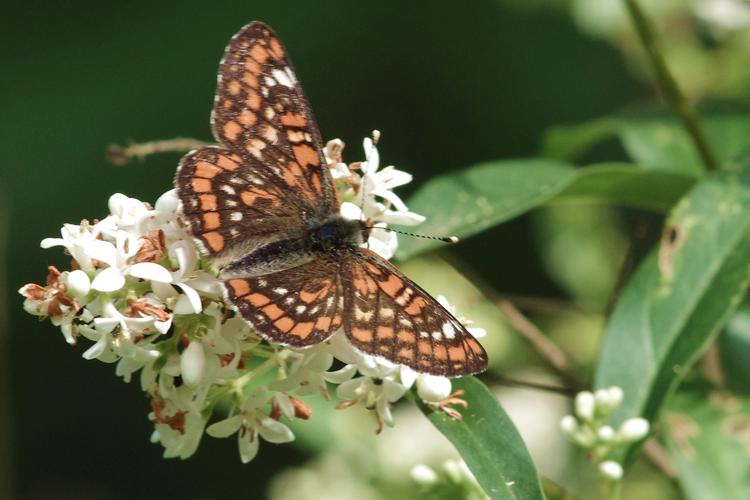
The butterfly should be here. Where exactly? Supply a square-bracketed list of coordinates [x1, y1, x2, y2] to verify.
[174, 21, 487, 377]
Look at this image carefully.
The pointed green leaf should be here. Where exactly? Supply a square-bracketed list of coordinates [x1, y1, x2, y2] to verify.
[396, 160, 695, 260]
[543, 112, 750, 176]
[594, 162, 750, 460]
[718, 301, 750, 395]
[417, 376, 545, 500]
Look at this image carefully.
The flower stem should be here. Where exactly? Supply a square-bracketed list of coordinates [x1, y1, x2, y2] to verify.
[623, 0, 718, 172]
[600, 477, 622, 500]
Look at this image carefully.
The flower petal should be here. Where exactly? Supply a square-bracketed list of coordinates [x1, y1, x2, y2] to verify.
[206, 415, 243, 438]
[173, 284, 203, 314]
[129, 262, 173, 283]
[181, 341, 206, 388]
[399, 366, 418, 389]
[85, 240, 119, 267]
[91, 267, 126, 292]
[238, 430, 260, 463]
[324, 364, 358, 384]
[257, 417, 295, 443]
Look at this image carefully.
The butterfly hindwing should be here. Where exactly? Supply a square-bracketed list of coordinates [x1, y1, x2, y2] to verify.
[224, 254, 345, 347]
[211, 21, 337, 215]
[344, 249, 488, 377]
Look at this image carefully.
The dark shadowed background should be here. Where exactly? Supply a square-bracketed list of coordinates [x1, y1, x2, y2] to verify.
[0, 1, 640, 498]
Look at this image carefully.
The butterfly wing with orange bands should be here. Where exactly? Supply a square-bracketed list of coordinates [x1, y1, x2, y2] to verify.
[344, 249, 488, 377]
[223, 254, 345, 347]
[211, 21, 337, 214]
[176, 146, 312, 266]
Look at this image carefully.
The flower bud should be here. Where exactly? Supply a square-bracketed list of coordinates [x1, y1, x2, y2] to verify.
[594, 386, 623, 414]
[575, 391, 596, 421]
[65, 270, 91, 299]
[181, 340, 206, 388]
[560, 415, 579, 437]
[411, 464, 438, 484]
[618, 417, 650, 442]
[597, 425, 615, 442]
[599, 460, 623, 480]
[416, 374, 452, 402]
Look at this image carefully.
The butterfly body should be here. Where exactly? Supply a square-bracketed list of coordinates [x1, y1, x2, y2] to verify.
[219, 216, 365, 279]
[175, 21, 488, 377]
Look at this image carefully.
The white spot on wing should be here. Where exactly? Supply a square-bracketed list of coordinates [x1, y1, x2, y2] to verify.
[296, 305, 306, 314]
[442, 322, 456, 340]
[272, 68, 293, 87]
[230, 212, 243, 221]
[221, 184, 236, 195]
[274, 288, 289, 295]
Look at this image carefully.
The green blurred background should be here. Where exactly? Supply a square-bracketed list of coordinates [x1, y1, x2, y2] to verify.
[0, 0, 667, 498]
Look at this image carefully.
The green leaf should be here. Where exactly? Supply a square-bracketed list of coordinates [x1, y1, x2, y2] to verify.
[718, 301, 750, 395]
[594, 163, 750, 457]
[543, 112, 750, 176]
[417, 376, 545, 500]
[551, 163, 695, 212]
[663, 381, 750, 500]
[396, 159, 576, 260]
[396, 161, 695, 260]
[542, 117, 620, 162]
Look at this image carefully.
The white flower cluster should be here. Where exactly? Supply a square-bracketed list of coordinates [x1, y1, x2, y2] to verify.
[560, 387, 650, 481]
[19, 134, 480, 462]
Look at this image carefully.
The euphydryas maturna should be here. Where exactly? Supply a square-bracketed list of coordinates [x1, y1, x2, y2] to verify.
[175, 21, 487, 376]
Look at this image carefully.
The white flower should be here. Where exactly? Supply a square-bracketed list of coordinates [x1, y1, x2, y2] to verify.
[150, 240, 215, 314]
[341, 134, 425, 226]
[336, 373, 406, 429]
[270, 348, 334, 396]
[151, 404, 206, 460]
[40, 221, 101, 272]
[206, 389, 295, 463]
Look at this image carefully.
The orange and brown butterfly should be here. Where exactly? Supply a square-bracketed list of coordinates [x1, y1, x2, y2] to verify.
[174, 21, 488, 377]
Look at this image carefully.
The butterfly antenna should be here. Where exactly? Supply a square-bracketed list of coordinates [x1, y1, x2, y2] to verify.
[366, 226, 459, 244]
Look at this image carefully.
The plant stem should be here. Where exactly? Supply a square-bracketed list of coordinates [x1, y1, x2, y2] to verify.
[623, 0, 718, 172]
[600, 477, 622, 500]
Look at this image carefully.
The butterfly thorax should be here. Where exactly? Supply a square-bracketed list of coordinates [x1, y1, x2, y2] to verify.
[308, 216, 365, 252]
[219, 216, 365, 279]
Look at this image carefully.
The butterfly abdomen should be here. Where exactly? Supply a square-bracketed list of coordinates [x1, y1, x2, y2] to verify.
[219, 216, 363, 279]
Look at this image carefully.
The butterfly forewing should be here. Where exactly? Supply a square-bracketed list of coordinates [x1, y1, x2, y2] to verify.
[176, 146, 308, 266]
[224, 255, 345, 347]
[344, 249, 488, 377]
[211, 21, 337, 215]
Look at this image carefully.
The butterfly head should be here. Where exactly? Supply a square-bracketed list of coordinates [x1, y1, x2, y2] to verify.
[309, 216, 366, 252]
